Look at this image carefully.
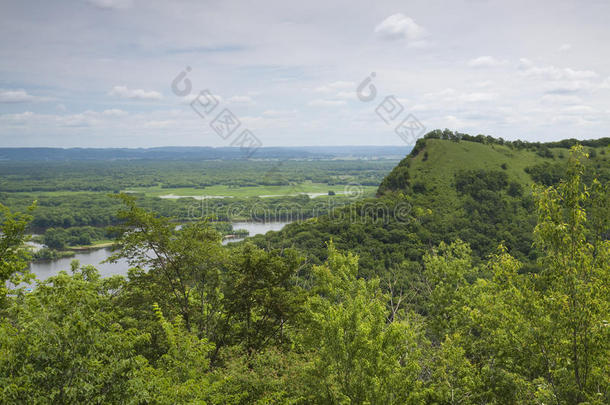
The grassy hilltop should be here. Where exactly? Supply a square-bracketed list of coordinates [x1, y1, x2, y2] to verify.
[379, 134, 609, 196]
[254, 132, 610, 274]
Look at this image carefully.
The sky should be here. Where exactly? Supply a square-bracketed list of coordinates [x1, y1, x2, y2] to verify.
[0, 0, 609, 147]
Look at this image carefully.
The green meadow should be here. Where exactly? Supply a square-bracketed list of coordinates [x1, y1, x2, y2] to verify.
[124, 182, 378, 199]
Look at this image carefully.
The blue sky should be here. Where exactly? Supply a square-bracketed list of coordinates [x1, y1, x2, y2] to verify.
[1, 0, 609, 147]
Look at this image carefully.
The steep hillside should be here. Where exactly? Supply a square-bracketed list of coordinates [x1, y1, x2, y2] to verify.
[253, 132, 609, 276]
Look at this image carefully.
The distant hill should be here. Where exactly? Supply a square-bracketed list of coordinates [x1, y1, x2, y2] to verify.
[0, 146, 411, 161]
[378, 132, 610, 196]
[253, 132, 610, 274]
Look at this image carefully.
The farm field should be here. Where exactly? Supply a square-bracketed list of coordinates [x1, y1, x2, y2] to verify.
[125, 182, 377, 199]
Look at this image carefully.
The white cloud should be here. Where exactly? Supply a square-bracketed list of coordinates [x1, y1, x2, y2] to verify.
[517, 59, 610, 96]
[559, 43, 572, 52]
[562, 105, 597, 113]
[109, 85, 162, 100]
[227, 95, 253, 104]
[335, 91, 355, 100]
[443, 115, 476, 129]
[518, 58, 598, 80]
[0, 111, 35, 123]
[145, 120, 175, 128]
[468, 56, 506, 68]
[550, 115, 597, 126]
[86, 0, 133, 10]
[424, 88, 496, 103]
[459, 92, 497, 102]
[0, 90, 33, 103]
[543, 80, 593, 94]
[374, 14, 426, 43]
[0, 89, 52, 103]
[1, 109, 128, 129]
[240, 115, 292, 130]
[411, 104, 432, 112]
[474, 80, 493, 88]
[540, 94, 582, 104]
[262, 109, 297, 117]
[313, 81, 355, 93]
[61, 113, 100, 127]
[307, 99, 346, 107]
[180, 92, 223, 105]
[102, 108, 128, 117]
[424, 88, 457, 100]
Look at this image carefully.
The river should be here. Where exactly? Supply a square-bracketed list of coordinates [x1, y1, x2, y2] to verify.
[28, 221, 291, 281]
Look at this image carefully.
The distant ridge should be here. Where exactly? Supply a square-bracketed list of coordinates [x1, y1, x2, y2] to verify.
[0, 146, 412, 161]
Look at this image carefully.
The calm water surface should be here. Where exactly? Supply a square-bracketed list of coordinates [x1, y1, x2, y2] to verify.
[29, 221, 291, 280]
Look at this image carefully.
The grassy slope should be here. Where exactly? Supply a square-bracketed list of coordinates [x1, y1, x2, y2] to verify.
[378, 138, 608, 256]
[381, 138, 609, 200]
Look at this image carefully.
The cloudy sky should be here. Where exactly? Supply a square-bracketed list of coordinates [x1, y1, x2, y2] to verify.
[1, 0, 609, 147]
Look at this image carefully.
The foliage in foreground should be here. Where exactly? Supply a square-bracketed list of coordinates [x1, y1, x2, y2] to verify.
[0, 146, 608, 404]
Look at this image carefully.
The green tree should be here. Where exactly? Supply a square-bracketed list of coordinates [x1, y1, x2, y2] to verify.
[109, 193, 225, 337]
[221, 243, 304, 354]
[111, 195, 306, 364]
[421, 239, 475, 341]
[298, 243, 424, 404]
[0, 203, 35, 308]
[128, 304, 214, 404]
[530, 146, 609, 403]
[0, 264, 150, 404]
[42, 227, 69, 250]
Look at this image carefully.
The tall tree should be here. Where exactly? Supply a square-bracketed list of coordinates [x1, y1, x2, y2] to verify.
[109, 194, 225, 336]
[0, 203, 35, 309]
[531, 146, 609, 403]
[298, 243, 424, 403]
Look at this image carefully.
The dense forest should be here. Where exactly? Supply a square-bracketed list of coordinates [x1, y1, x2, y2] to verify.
[1, 135, 608, 403]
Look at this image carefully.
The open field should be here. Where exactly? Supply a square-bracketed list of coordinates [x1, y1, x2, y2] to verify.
[125, 182, 377, 199]
[68, 240, 116, 251]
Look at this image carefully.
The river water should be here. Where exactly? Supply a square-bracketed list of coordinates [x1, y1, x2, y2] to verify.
[28, 221, 291, 281]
